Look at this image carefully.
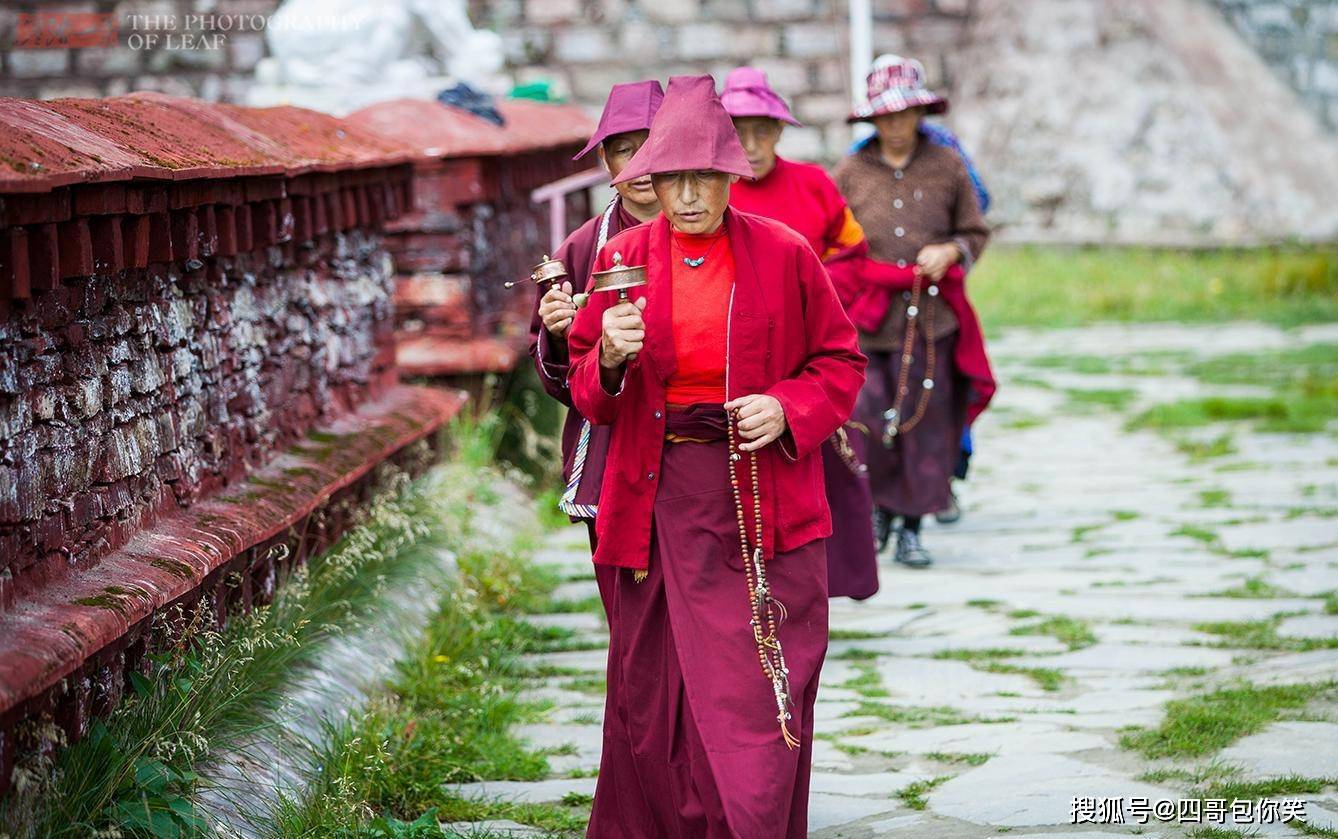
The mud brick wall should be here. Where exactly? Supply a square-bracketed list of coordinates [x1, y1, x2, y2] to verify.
[0, 227, 395, 602]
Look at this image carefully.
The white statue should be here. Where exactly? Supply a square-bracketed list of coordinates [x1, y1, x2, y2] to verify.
[249, 0, 505, 114]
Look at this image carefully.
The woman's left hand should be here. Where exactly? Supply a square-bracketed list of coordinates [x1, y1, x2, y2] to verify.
[724, 394, 788, 452]
[915, 242, 961, 281]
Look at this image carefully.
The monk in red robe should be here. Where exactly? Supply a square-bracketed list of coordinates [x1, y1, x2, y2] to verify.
[528, 80, 664, 550]
[722, 66, 879, 601]
[567, 75, 866, 838]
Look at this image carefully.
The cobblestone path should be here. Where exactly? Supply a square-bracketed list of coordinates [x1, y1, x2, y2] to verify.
[452, 323, 1338, 838]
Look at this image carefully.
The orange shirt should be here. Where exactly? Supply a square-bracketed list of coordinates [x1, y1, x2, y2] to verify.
[666, 225, 733, 406]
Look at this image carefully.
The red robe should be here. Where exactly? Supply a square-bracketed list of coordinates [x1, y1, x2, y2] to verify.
[527, 198, 644, 518]
[566, 208, 868, 571]
[569, 209, 865, 837]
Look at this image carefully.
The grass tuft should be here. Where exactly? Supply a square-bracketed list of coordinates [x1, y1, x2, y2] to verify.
[1009, 615, 1098, 650]
[1120, 682, 1335, 758]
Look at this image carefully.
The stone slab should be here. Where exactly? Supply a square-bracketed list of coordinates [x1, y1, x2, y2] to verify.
[928, 754, 1177, 826]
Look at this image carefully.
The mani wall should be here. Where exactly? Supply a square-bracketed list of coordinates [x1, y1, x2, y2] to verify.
[0, 90, 590, 793]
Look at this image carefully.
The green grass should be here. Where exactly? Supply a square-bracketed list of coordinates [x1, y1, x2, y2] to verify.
[829, 628, 889, 641]
[1136, 761, 1239, 785]
[896, 775, 953, 810]
[833, 647, 881, 661]
[970, 245, 1338, 329]
[1009, 615, 1098, 650]
[1120, 681, 1335, 758]
[563, 677, 606, 695]
[838, 662, 889, 698]
[932, 647, 1067, 689]
[1201, 576, 1295, 599]
[844, 702, 1012, 728]
[1133, 394, 1334, 434]
[923, 752, 992, 766]
[1187, 342, 1338, 388]
[1171, 524, 1220, 545]
[1202, 774, 1337, 801]
[1, 463, 473, 839]
[1175, 434, 1238, 461]
[1064, 387, 1137, 412]
[978, 664, 1067, 692]
[1198, 488, 1232, 508]
[1193, 616, 1338, 652]
[1127, 345, 1338, 436]
[269, 523, 595, 836]
[932, 647, 1030, 661]
[534, 487, 575, 532]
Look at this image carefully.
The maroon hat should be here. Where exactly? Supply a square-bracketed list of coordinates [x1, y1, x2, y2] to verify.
[611, 75, 754, 185]
[573, 79, 665, 160]
[720, 67, 802, 126]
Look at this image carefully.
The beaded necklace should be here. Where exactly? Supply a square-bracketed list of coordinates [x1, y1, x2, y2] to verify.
[881, 272, 939, 448]
[727, 409, 800, 750]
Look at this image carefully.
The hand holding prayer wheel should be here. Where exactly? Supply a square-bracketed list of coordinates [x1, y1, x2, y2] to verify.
[539, 281, 578, 338]
[599, 297, 647, 368]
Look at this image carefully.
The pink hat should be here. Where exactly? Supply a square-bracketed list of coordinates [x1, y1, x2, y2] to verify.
[573, 79, 665, 160]
[611, 75, 754, 185]
[720, 67, 802, 126]
[847, 54, 948, 123]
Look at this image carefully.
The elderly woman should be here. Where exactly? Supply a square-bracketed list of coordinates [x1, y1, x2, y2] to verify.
[528, 80, 664, 550]
[834, 54, 996, 568]
[567, 74, 866, 838]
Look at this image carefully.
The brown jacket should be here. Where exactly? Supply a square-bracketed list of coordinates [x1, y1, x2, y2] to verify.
[833, 137, 989, 350]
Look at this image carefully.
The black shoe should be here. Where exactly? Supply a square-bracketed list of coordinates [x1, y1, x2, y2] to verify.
[935, 490, 962, 525]
[874, 507, 894, 553]
[895, 528, 934, 568]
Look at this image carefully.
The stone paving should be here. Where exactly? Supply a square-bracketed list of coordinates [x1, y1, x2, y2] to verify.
[454, 323, 1338, 837]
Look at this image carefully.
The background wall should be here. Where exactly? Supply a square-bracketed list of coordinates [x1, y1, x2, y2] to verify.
[2, 0, 1336, 241]
[0, 0, 280, 101]
[1210, 0, 1338, 130]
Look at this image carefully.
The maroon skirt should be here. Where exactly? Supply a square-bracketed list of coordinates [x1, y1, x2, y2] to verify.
[821, 429, 878, 600]
[587, 407, 828, 838]
[856, 334, 967, 517]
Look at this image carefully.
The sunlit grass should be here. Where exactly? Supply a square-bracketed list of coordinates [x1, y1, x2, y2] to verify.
[1120, 682, 1336, 758]
[971, 245, 1338, 329]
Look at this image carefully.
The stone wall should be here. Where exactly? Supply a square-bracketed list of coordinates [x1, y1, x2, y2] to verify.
[0, 92, 467, 793]
[466, 0, 974, 163]
[0, 230, 394, 597]
[0, 0, 281, 101]
[950, 0, 1338, 243]
[1211, 0, 1338, 130]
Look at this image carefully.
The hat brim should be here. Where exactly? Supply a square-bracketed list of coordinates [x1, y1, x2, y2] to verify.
[573, 127, 653, 161]
[725, 108, 803, 127]
[846, 95, 948, 123]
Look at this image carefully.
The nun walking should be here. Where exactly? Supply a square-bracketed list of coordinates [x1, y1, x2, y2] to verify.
[567, 75, 866, 838]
